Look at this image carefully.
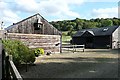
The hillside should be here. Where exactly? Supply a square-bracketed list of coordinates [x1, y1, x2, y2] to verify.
[50, 17, 120, 36]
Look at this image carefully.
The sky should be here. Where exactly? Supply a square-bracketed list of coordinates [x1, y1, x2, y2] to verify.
[0, 0, 120, 27]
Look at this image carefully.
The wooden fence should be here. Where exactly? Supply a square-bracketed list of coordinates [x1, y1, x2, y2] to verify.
[2, 49, 23, 80]
[62, 44, 85, 52]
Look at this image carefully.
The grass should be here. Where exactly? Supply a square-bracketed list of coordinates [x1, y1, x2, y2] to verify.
[62, 31, 77, 44]
[62, 35, 71, 44]
[62, 31, 76, 44]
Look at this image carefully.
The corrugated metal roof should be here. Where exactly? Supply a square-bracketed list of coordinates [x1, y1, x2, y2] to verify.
[73, 26, 119, 37]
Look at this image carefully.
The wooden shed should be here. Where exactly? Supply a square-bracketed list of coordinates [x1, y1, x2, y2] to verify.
[72, 26, 120, 49]
[5, 13, 62, 53]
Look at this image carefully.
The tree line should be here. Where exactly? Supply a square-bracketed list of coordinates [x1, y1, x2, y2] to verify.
[50, 17, 120, 32]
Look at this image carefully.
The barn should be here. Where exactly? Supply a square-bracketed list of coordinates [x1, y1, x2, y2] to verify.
[5, 13, 62, 53]
[72, 26, 120, 49]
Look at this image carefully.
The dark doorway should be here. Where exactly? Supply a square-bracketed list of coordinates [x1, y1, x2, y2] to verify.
[85, 37, 93, 48]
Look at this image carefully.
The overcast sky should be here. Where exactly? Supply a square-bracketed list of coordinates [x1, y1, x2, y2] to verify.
[0, 0, 120, 27]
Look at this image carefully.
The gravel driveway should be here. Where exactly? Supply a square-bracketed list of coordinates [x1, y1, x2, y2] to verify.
[19, 49, 119, 79]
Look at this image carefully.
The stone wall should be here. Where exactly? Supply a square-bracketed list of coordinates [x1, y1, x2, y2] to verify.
[7, 33, 61, 53]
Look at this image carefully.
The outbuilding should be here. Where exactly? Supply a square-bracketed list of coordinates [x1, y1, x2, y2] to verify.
[5, 13, 62, 53]
[72, 26, 120, 49]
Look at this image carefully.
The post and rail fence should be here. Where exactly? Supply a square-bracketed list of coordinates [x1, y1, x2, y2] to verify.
[2, 48, 23, 80]
[62, 44, 85, 53]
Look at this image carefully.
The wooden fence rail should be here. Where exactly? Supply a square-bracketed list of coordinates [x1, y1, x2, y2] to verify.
[2, 49, 23, 80]
[62, 44, 85, 52]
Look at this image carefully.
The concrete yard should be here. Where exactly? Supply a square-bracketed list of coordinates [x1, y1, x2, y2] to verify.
[19, 49, 119, 79]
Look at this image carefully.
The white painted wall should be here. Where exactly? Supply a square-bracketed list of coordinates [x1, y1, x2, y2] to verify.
[112, 26, 120, 49]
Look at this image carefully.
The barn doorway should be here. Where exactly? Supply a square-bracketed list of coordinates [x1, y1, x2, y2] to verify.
[85, 37, 93, 48]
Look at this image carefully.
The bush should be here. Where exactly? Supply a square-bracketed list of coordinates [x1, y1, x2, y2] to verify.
[62, 32, 67, 36]
[2, 39, 35, 65]
[34, 48, 44, 57]
[67, 31, 74, 36]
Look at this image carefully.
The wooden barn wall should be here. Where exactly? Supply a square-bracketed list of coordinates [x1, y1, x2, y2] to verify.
[7, 33, 61, 53]
[93, 36, 111, 49]
[7, 15, 61, 35]
[72, 37, 85, 45]
[112, 27, 119, 49]
[7, 15, 37, 34]
[72, 36, 111, 49]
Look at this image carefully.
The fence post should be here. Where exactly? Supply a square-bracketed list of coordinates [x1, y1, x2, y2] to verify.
[2, 49, 5, 80]
[5, 56, 10, 80]
[73, 45, 74, 53]
[83, 45, 85, 52]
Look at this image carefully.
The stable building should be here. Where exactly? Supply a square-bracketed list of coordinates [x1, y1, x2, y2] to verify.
[5, 13, 62, 53]
[72, 26, 120, 49]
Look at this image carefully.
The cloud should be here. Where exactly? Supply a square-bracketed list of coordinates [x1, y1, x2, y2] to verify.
[3, 10, 20, 22]
[14, 0, 39, 12]
[37, 0, 82, 21]
[85, 0, 119, 2]
[11, 0, 82, 20]
[91, 7, 118, 18]
[0, 0, 119, 27]
[0, 1, 20, 27]
[0, 0, 83, 25]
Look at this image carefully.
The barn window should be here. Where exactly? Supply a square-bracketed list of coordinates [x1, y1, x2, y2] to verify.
[34, 23, 42, 30]
[34, 19, 43, 30]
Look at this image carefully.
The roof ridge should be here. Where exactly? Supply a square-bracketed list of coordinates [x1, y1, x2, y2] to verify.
[7, 13, 43, 27]
[73, 26, 119, 37]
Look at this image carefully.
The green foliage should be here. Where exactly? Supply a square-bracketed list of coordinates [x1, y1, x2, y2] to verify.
[67, 30, 73, 36]
[101, 19, 113, 27]
[62, 32, 67, 36]
[66, 25, 73, 31]
[51, 18, 120, 31]
[2, 39, 35, 65]
[83, 22, 97, 29]
[34, 48, 44, 57]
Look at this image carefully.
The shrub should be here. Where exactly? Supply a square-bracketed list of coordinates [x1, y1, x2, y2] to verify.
[34, 48, 44, 57]
[62, 32, 67, 36]
[67, 30, 74, 36]
[2, 39, 36, 65]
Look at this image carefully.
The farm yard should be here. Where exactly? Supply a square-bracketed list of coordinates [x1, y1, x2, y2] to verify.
[19, 49, 119, 79]
[1, 13, 120, 79]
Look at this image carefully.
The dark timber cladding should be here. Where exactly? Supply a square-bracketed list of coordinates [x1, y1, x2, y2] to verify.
[5, 13, 62, 53]
[72, 26, 120, 49]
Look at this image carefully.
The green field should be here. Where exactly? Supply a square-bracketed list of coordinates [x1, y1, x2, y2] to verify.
[62, 35, 71, 44]
[62, 31, 77, 44]
[62, 31, 71, 44]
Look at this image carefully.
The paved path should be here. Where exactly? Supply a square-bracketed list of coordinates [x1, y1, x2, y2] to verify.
[0, 43, 2, 80]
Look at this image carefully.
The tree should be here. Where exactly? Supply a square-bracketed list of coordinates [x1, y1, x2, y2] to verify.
[113, 19, 119, 26]
[101, 19, 113, 27]
[67, 30, 73, 36]
[50, 17, 119, 31]
[75, 18, 84, 30]
[83, 22, 97, 29]
[66, 25, 73, 31]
